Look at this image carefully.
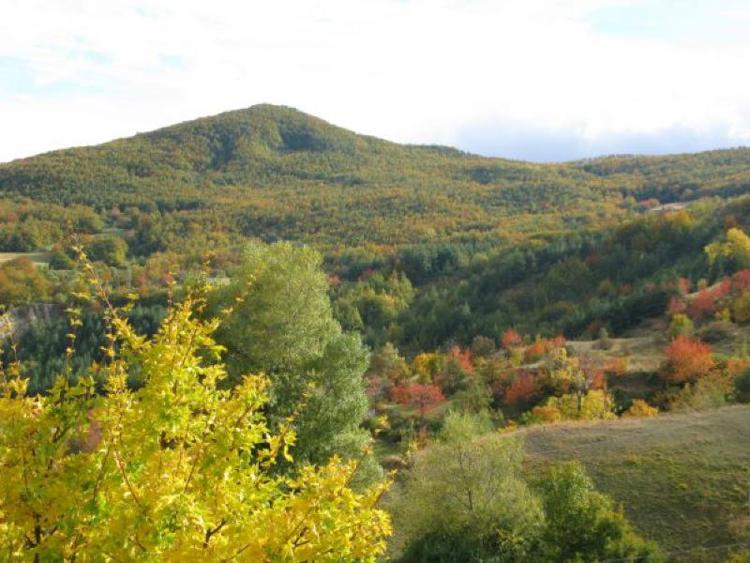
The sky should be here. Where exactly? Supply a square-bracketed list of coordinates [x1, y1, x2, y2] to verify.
[2, 0, 750, 163]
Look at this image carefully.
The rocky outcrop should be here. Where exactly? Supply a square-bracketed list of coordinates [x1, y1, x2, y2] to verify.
[0, 303, 62, 340]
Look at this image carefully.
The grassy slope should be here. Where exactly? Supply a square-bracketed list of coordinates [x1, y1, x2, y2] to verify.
[520, 405, 750, 560]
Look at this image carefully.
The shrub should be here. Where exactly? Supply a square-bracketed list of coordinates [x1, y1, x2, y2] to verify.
[623, 399, 659, 418]
[530, 404, 563, 423]
[594, 327, 613, 350]
[535, 462, 663, 562]
[501, 328, 522, 350]
[734, 370, 750, 403]
[669, 374, 734, 411]
[523, 336, 565, 363]
[504, 371, 539, 408]
[0, 257, 52, 305]
[661, 336, 715, 384]
[668, 313, 694, 339]
[698, 320, 736, 343]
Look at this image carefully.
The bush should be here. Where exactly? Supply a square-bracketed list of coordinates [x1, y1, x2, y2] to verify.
[735, 370, 750, 403]
[594, 327, 613, 350]
[623, 399, 659, 418]
[86, 235, 128, 267]
[661, 336, 715, 384]
[535, 462, 663, 562]
[698, 320, 737, 344]
[0, 257, 52, 305]
[668, 313, 694, 339]
[669, 374, 734, 411]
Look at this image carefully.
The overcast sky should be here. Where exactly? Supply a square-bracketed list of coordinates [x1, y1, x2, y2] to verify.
[2, 0, 750, 163]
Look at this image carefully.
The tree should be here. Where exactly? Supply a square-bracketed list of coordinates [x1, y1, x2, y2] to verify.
[706, 227, 750, 269]
[368, 342, 410, 385]
[661, 336, 715, 384]
[668, 313, 694, 339]
[391, 383, 445, 425]
[470, 335, 496, 359]
[212, 242, 371, 464]
[535, 462, 663, 562]
[451, 379, 493, 416]
[86, 235, 128, 267]
[501, 328, 522, 350]
[504, 371, 538, 408]
[0, 293, 391, 560]
[390, 414, 543, 562]
[390, 416, 660, 562]
[0, 257, 51, 305]
[544, 347, 593, 414]
[534, 390, 615, 422]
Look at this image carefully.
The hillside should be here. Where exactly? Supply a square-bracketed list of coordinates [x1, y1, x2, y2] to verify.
[0, 104, 630, 249]
[4, 103, 750, 256]
[521, 405, 750, 561]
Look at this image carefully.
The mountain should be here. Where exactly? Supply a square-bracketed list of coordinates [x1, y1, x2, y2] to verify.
[3, 103, 750, 252]
[0, 105, 632, 249]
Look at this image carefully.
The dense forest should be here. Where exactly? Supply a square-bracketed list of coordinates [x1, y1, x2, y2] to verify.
[2, 105, 750, 560]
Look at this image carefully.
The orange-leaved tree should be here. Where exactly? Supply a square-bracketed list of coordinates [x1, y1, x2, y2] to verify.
[392, 383, 445, 425]
[661, 336, 715, 384]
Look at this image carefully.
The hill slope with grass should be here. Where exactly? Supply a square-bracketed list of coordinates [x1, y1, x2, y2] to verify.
[521, 404, 750, 561]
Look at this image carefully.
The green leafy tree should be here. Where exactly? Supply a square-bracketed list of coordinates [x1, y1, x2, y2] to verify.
[669, 313, 695, 339]
[86, 235, 128, 267]
[390, 413, 543, 562]
[535, 462, 663, 562]
[213, 241, 371, 464]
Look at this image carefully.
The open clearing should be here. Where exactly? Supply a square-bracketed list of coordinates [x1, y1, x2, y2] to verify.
[520, 405, 750, 561]
[0, 252, 49, 266]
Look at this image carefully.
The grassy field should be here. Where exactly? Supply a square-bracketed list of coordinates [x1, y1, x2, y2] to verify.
[568, 334, 667, 374]
[0, 251, 49, 266]
[520, 405, 750, 561]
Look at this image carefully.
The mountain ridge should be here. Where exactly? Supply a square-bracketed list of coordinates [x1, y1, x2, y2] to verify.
[5, 103, 750, 167]
[3, 104, 750, 250]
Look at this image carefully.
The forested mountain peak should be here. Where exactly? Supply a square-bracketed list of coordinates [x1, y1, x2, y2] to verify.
[4, 105, 750, 251]
[143, 103, 393, 159]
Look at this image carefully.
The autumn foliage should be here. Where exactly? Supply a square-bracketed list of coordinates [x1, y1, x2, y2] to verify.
[448, 345, 474, 374]
[0, 292, 392, 560]
[687, 281, 730, 321]
[523, 336, 565, 363]
[661, 336, 715, 383]
[503, 371, 538, 407]
[391, 383, 445, 420]
[501, 328, 522, 350]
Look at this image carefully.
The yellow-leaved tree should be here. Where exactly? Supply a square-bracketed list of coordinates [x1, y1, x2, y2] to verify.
[0, 265, 391, 560]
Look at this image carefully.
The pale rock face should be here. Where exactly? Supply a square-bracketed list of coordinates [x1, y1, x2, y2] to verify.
[0, 303, 60, 339]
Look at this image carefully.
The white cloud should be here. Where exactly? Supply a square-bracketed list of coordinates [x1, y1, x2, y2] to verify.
[1, 0, 749, 162]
